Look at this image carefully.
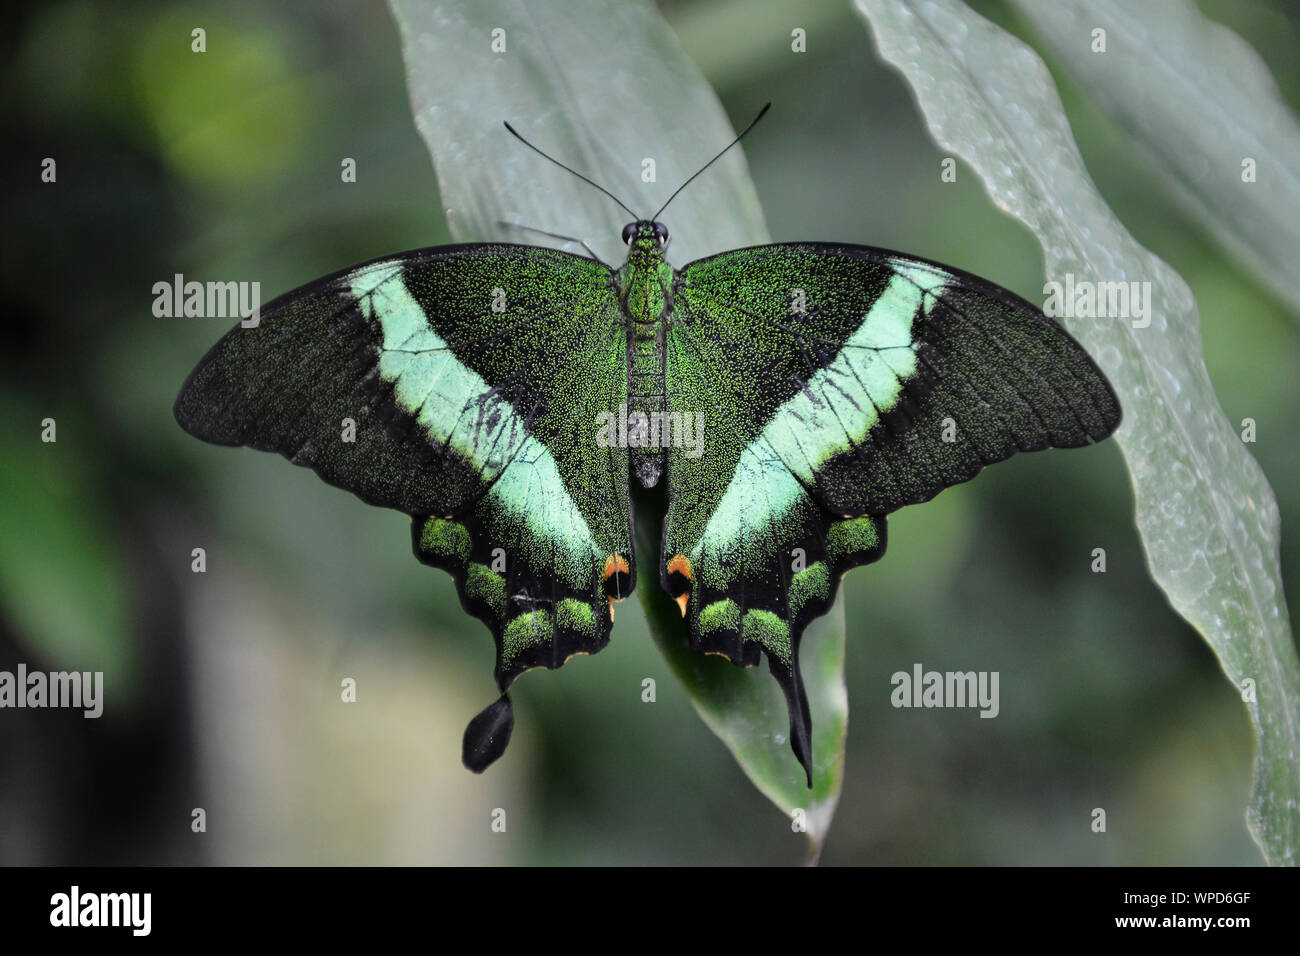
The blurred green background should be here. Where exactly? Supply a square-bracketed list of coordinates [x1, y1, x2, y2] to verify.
[1, 0, 1296, 864]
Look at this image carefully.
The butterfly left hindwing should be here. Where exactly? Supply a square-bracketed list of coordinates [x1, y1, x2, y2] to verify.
[662, 242, 1121, 782]
[175, 244, 636, 768]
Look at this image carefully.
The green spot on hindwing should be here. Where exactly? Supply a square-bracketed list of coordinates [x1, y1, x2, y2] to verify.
[789, 561, 830, 619]
[503, 610, 555, 665]
[828, 516, 881, 565]
[557, 597, 596, 637]
[741, 609, 791, 666]
[465, 562, 506, 619]
[699, 598, 740, 636]
[419, 516, 471, 565]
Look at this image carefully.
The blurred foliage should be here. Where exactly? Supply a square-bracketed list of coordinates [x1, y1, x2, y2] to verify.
[0, 0, 1296, 864]
[0, 394, 133, 685]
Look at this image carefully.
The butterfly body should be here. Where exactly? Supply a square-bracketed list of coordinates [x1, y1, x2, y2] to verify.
[616, 221, 675, 488]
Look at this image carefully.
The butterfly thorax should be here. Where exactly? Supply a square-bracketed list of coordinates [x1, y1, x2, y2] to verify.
[616, 221, 674, 488]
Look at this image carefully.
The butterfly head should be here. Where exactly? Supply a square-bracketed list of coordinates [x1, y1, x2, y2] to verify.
[622, 220, 669, 257]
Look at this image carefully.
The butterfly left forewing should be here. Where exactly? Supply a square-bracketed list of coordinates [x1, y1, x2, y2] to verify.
[663, 242, 1121, 782]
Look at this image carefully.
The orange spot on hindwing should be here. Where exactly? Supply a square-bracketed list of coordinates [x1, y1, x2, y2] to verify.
[666, 554, 693, 581]
[666, 554, 693, 616]
[603, 554, 631, 606]
[602, 553, 631, 581]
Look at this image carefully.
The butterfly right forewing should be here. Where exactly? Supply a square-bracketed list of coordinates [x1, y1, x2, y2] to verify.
[175, 243, 636, 770]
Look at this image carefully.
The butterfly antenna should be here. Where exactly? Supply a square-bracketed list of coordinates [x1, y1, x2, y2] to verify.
[652, 102, 770, 221]
[493, 221, 610, 267]
[503, 122, 639, 221]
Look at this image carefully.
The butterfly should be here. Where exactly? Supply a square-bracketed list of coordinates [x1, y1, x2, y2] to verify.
[174, 105, 1121, 785]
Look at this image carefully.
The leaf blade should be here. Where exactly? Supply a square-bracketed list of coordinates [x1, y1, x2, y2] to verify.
[854, 0, 1300, 865]
[1009, 0, 1300, 320]
[634, 493, 846, 861]
[387, 0, 767, 264]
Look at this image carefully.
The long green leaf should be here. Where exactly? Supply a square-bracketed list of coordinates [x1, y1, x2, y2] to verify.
[388, 0, 766, 264]
[634, 491, 846, 862]
[854, 0, 1299, 865]
[386, 0, 847, 850]
[1009, 0, 1300, 320]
